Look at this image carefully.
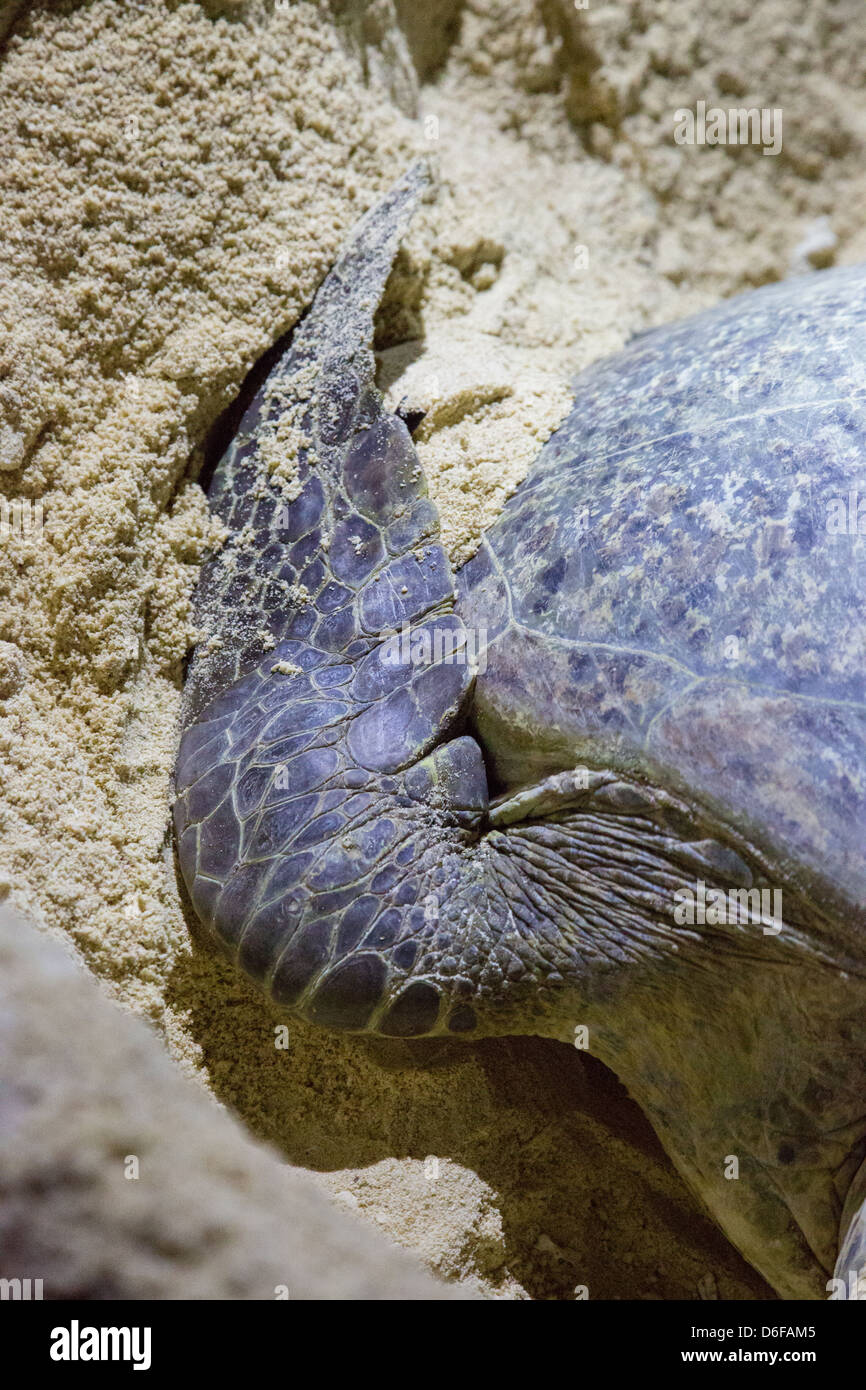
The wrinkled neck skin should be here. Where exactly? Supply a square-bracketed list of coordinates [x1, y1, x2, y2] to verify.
[470, 802, 866, 1300]
[574, 943, 866, 1300]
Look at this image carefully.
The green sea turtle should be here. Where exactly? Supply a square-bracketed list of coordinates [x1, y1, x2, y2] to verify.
[174, 163, 866, 1300]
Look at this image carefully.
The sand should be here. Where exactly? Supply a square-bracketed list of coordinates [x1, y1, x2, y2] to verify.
[0, 902, 461, 1300]
[1, 0, 864, 1299]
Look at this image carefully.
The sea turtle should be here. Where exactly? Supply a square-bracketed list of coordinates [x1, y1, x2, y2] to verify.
[174, 163, 866, 1300]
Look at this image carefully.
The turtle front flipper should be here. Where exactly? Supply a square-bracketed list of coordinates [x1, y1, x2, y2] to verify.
[175, 164, 506, 1037]
[173, 164, 769, 1043]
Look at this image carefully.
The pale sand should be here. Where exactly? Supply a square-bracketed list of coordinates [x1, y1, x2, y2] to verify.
[1, 0, 864, 1298]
